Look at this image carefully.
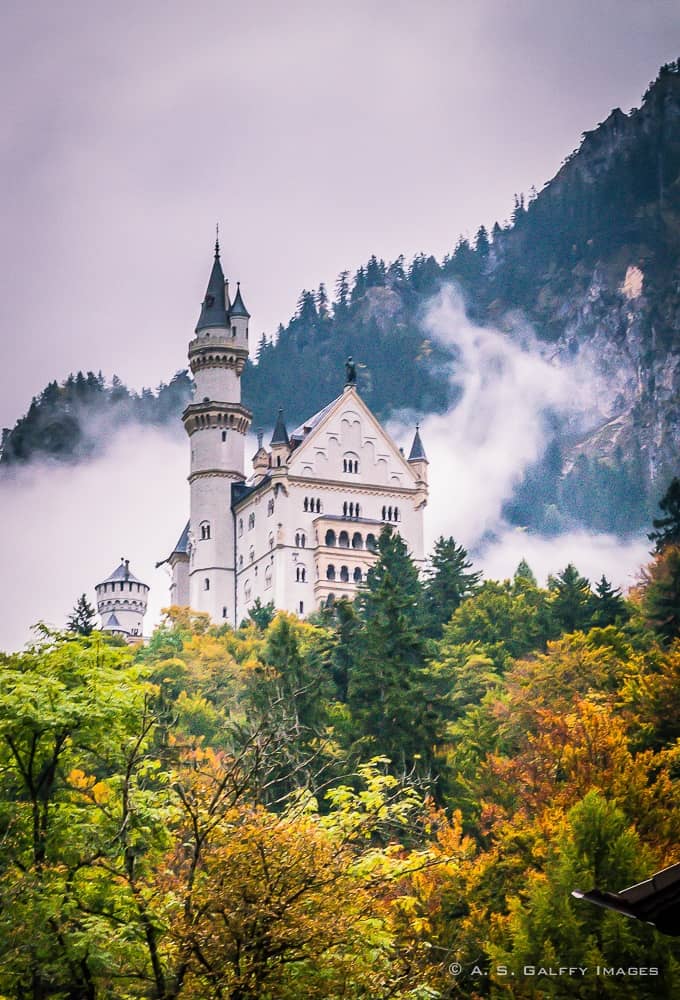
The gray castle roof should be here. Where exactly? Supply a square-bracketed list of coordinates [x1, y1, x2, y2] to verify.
[270, 408, 290, 446]
[97, 559, 147, 589]
[289, 394, 342, 443]
[195, 242, 229, 332]
[156, 521, 190, 567]
[408, 424, 427, 461]
[229, 282, 250, 318]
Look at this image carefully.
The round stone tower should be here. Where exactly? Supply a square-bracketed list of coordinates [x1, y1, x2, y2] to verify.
[95, 558, 149, 639]
[183, 238, 252, 622]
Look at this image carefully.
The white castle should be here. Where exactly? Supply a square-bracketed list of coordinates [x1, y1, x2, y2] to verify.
[99, 240, 429, 636]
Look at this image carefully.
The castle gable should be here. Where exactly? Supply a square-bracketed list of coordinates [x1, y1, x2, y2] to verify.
[287, 388, 417, 489]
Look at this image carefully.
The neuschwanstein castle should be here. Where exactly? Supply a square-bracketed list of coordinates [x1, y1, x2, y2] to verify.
[96, 242, 428, 635]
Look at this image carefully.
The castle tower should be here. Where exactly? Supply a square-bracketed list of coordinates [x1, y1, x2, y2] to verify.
[182, 238, 252, 622]
[95, 558, 149, 640]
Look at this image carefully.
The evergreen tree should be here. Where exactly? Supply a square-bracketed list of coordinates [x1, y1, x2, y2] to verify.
[247, 597, 276, 630]
[347, 527, 439, 774]
[649, 476, 680, 552]
[513, 558, 537, 588]
[67, 594, 96, 635]
[424, 536, 481, 636]
[641, 545, 680, 644]
[591, 575, 629, 627]
[549, 564, 594, 633]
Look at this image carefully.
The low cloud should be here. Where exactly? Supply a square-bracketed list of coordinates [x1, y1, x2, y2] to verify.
[0, 427, 187, 653]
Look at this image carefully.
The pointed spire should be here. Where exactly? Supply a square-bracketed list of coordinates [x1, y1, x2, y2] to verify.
[270, 408, 289, 447]
[230, 281, 250, 318]
[195, 236, 229, 332]
[408, 423, 427, 462]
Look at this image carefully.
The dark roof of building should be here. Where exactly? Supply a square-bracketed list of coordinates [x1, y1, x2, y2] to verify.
[408, 424, 427, 461]
[270, 408, 290, 446]
[97, 560, 147, 588]
[289, 394, 342, 442]
[195, 242, 229, 332]
[232, 475, 271, 509]
[229, 282, 250, 318]
[156, 522, 190, 568]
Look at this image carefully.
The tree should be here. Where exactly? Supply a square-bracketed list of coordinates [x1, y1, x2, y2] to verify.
[347, 527, 440, 774]
[649, 476, 680, 552]
[640, 545, 680, 644]
[549, 563, 594, 633]
[424, 536, 481, 637]
[66, 592, 97, 635]
[592, 575, 630, 627]
[246, 596, 275, 630]
[513, 558, 537, 588]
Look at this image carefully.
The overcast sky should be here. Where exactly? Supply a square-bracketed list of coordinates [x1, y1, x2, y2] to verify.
[2, 0, 679, 428]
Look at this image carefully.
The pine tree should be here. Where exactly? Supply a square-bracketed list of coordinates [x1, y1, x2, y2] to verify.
[348, 527, 439, 774]
[424, 536, 481, 636]
[67, 594, 96, 635]
[513, 558, 537, 588]
[549, 564, 593, 633]
[649, 476, 680, 552]
[591, 575, 629, 627]
[641, 546, 680, 644]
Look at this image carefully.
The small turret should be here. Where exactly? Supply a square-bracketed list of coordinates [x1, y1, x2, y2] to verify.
[407, 423, 428, 485]
[95, 558, 149, 641]
[270, 408, 289, 469]
[229, 281, 250, 343]
[252, 429, 270, 480]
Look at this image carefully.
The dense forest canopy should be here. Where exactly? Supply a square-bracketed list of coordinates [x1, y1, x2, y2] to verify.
[1, 485, 680, 998]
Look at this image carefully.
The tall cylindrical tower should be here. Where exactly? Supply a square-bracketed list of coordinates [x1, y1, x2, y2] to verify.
[95, 558, 149, 639]
[183, 240, 251, 622]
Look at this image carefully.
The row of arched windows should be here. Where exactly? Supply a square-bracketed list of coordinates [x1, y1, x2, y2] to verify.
[326, 565, 363, 583]
[295, 532, 307, 547]
[304, 497, 322, 513]
[296, 566, 307, 583]
[324, 529, 377, 550]
[343, 457, 359, 473]
[200, 521, 211, 540]
[342, 501, 361, 518]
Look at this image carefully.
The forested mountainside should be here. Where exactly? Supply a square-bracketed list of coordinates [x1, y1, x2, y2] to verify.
[3, 62, 679, 536]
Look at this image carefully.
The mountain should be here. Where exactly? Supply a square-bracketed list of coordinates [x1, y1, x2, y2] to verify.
[3, 61, 679, 537]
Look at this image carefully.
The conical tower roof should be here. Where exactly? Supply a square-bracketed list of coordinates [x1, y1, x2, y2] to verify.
[230, 281, 250, 318]
[195, 240, 229, 332]
[408, 424, 427, 462]
[270, 408, 289, 446]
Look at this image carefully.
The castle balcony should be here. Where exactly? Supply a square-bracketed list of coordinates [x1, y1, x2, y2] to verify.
[311, 514, 381, 607]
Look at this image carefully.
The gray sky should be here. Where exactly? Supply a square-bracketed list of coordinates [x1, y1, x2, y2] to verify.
[2, 0, 679, 427]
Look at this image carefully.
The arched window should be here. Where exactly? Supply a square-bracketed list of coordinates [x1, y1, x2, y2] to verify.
[200, 521, 211, 540]
[300, 533, 306, 547]
[325, 529, 336, 547]
[244, 581, 251, 602]
[394, 506, 399, 521]
[299, 601, 304, 614]
[349, 502, 354, 517]
[222, 430, 227, 442]
[267, 498, 275, 516]
[339, 530, 349, 548]
[239, 555, 244, 568]
[304, 497, 309, 512]
[353, 566, 362, 582]
[249, 547, 255, 563]
[326, 564, 336, 581]
[268, 532, 274, 550]
[382, 506, 386, 520]
[277, 455, 281, 467]
[366, 533, 377, 551]
[356, 503, 360, 518]
[352, 532, 363, 549]
[265, 566, 272, 589]
[340, 566, 349, 582]
[248, 512, 255, 530]
[222, 606, 228, 618]
[204, 578, 210, 591]
[296, 566, 306, 583]
[344, 452, 359, 474]
[343, 501, 348, 516]
[316, 499, 321, 513]
[238, 518, 244, 536]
